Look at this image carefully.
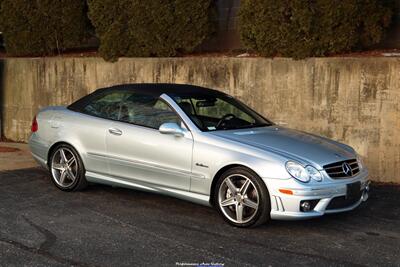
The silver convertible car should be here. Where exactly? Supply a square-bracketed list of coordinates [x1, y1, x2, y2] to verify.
[29, 83, 370, 227]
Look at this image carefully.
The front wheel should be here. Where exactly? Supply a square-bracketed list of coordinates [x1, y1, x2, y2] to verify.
[214, 167, 270, 227]
[49, 144, 88, 191]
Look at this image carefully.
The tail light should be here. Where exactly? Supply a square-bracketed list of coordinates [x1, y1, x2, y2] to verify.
[31, 116, 38, 132]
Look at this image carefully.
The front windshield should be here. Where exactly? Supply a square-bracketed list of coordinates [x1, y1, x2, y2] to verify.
[171, 93, 273, 131]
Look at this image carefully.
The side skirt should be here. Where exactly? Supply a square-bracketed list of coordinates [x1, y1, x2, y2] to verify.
[85, 171, 211, 207]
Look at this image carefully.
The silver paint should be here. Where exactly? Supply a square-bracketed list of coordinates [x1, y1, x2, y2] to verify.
[29, 93, 369, 220]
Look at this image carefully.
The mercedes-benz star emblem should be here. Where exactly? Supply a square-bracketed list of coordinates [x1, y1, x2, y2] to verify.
[342, 162, 353, 176]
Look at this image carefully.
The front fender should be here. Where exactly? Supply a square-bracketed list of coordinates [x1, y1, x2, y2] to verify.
[190, 133, 291, 196]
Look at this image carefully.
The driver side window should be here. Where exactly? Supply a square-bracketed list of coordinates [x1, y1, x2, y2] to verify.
[119, 93, 181, 129]
[82, 91, 181, 129]
[83, 92, 126, 120]
[193, 98, 254, 123]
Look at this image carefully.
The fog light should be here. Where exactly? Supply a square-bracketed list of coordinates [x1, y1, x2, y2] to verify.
[300, 201, 311, 212]
[300, 199, 319, 212]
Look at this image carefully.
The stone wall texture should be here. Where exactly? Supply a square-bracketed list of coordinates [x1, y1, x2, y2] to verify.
[0, 57, 399, 183]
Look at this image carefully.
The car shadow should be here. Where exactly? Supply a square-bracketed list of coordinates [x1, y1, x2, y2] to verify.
[1, 166, 400, 267]
[1, 166, 399, 231]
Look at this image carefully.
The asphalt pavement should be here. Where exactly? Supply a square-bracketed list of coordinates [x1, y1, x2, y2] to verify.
[0, 143, 399, 266]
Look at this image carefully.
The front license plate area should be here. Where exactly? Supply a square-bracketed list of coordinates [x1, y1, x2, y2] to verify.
[346, 181, 361, 200]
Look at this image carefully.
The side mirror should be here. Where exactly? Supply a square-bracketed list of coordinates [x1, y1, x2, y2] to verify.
[159, 122, 185, 137]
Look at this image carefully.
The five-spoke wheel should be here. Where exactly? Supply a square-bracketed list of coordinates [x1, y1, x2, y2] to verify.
[51, 147, 78, 187]
[50, 144, 88, 191]
[215, 167, 270, 227]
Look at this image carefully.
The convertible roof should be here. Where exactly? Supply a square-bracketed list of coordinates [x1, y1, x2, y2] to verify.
[68, 83, 225, 111]
[94, 83, 224, 97]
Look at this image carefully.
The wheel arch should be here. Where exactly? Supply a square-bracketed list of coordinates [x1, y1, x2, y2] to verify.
[47, 141, 82, 167]
[209, 163, 265, 206]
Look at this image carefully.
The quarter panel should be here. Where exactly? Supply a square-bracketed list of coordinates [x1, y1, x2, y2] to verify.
[47, 110, 113, 175]
[29, 107, 60, 162]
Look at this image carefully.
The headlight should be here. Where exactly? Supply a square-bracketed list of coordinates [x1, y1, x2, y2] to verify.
[286, 161, 322, 183]
[286, 162, 310, 183]
[305, 165, 322, 182]
[357, 154, 364, 170]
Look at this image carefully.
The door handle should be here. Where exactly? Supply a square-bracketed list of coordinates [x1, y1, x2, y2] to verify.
[108, 128, 122, 136]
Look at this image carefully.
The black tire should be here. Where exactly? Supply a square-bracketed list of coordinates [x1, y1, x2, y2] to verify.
[214, 167, 270, 227]
[49, 144, 88, 192]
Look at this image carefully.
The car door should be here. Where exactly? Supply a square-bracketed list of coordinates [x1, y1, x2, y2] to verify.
[75, 90, 128, 176]
[105, 91, 193, 191]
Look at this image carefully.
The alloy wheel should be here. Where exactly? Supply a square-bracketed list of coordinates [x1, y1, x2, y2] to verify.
[51, 147, 78, 188]
[218, 174, 259, 224]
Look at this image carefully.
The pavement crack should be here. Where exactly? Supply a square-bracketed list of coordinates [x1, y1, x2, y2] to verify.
[22, 215, 57, 252]
[0, 236, 96, 267]
[1, 215, 100, 267]
[86, 208, 256, 267]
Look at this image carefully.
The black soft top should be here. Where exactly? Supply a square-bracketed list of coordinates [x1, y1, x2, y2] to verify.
[95, 83, 222, 96]
[68, 83, 225, 111]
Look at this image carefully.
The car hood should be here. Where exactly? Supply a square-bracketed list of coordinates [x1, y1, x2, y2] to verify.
[210, 126, 355, 167]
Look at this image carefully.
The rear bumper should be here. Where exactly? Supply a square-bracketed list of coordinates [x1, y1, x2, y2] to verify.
[31, 152, 48, 169]
[28, 134, 49, 169]
[263, 170, 370, 220]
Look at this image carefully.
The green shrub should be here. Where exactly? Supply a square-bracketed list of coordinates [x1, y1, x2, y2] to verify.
[0, 0, 89, 56]
[87, 0, 215, 61]
[238, 0, 393, 58]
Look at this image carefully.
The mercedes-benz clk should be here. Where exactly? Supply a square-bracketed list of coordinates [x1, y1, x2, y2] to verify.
[29, 83, 370, 227]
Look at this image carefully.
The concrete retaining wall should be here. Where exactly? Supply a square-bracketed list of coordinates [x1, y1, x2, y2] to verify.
[0, 57, 399, 183]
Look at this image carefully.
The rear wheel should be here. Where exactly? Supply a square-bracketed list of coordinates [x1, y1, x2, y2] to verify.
[50, 144, 88, 191]
[215, 167, 270, 227]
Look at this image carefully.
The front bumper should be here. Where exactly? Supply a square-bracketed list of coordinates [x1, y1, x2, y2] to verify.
[263, 170, 370, 220]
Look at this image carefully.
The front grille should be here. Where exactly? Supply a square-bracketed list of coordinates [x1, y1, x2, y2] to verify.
[323, 159, 359, 179]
